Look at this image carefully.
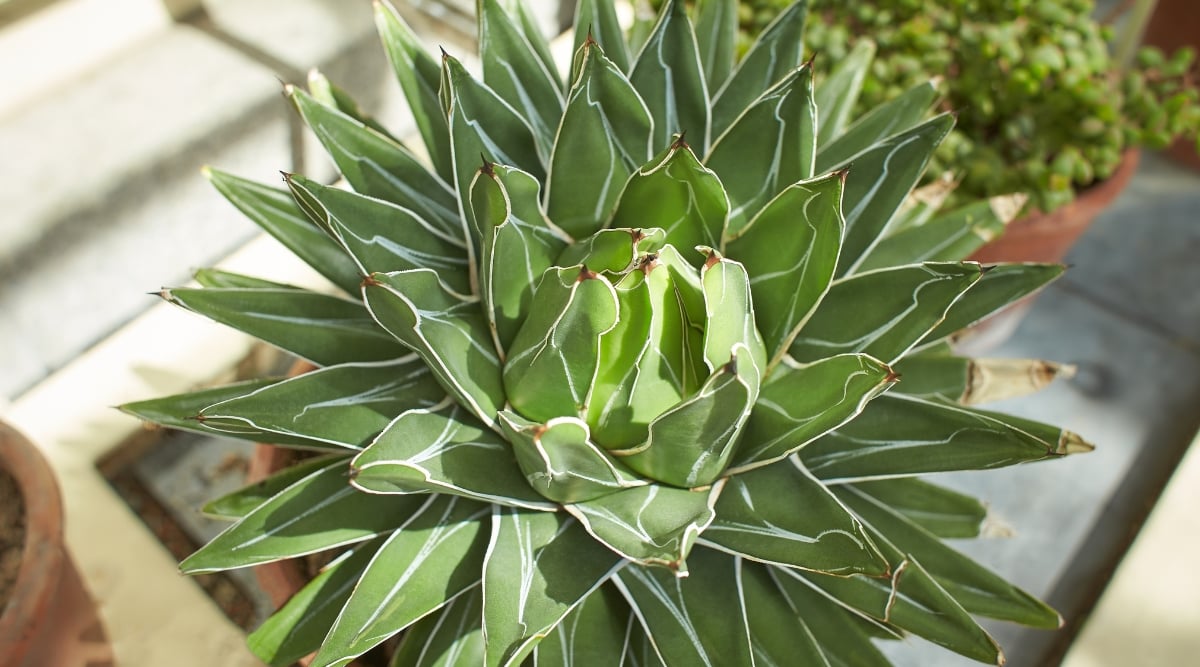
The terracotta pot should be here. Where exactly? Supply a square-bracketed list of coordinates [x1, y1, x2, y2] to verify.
[0, 421, 113, 667]
[1142, 0, 1200, 171]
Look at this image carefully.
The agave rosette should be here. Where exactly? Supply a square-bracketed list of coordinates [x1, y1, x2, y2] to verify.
[122, 0, 1091, 665]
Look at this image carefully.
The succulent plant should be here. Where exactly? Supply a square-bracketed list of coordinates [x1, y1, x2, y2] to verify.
[121, 0, 1093, 665]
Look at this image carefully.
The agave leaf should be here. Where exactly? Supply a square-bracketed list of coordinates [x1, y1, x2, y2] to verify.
[843, 477, 987, 539]
[917, 263, 1065, 348]
[469, 162, 569, 350]
[707, 64, 817, 235]
[858, 196, 1015, 272]
[563, 482, 723, 572]
[200, 359, 443, 449]
[547, 38, 654, 240]
[204, 453, 348, 520]
[814, 40, 876, 145]
[618, 344, 757, 488]
[307, 69, 398, 141]
[193, 268, 298, 290]
[738, 559, 846, 667]
[504, 266, 620, 423]
[802, 393, 1092, 482]
[204, 169, 362, 294]
[763, 565, 893, 667]
[311, 495, 491, 667]
[701, 457, 888, 576]
[289, 90, 462, 242]
[613, 547, 753, 666]
[778, 559, 1004, 665]
[731, 353, 895, 471]
[710, 0, 807, 134]
[482, 508, 626, 667]
[698, 250, 767, 376]
[500, 0, 560, 91]
[725, 173, 844, 361]
[375, 0, 453, 182]
[629, 0, 711, 151]
[247, 536, 386, 667]
[571, 0, 630, 74]
[790, 261, 983, 365]
[887, 173, 961, 234]
[531, 584, 634, 667]
[180, 459, 426, 573]
[607, 137, 727, 253]
[392, 587, 484, 667]
[814, 79, 940, 174]
[622, 617, 663, 667]
[286, 174, 469, 294]
[352, 400, 555, 511]
[499, 412, 647, 505]
[834, 483, 1061, 628]
[692, 0, 737, 90]
[836, 114, 956, 277]
[555, 228, 664, 275]
[118, 378, 300, 445]
[160, 286, 408, 367]
[363, 269, 506, 425]
[478, 0, 564, 158]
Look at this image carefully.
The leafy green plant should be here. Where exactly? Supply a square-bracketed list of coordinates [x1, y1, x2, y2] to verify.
[121, 0, 1092, 665]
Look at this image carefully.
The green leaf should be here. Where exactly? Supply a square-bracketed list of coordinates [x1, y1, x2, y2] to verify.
[698, 250, 767, 376]
[814, 40, 876, 144]
[482, 509, 625, 667]
[555, 227, 664, 275]
[501, 0, 561, 94]
[204, 168, 361, 294]
[814, 79, 939, 174]
[571, 0, 629, 74]
[363, 269, 506, 425]
[204, 453, 348, 520]
[731, 353, 895, 471]
[306, 69, 398, 141]
[917, 263, 1065, 348]
[629, 0, 711, 151]
[801, 393, 1093, 481]
[200, 359, 444, 449]
[764, 565, 893, 667]
[707, 64, 817, 235]
[890, 346, 972, 401]
[160, 286, 408, 367]
[285, 174, 470, 294]
[119, 378, 293, 444]
[836, 114, 956, 277]
[193, 268, 297, 290]
[498, 412, 647, 505]
[710, 0, 806, 134]
[247, 536, 386, 667]
[738, 559, 846, 667]
[531, 585, 634, 667]
[352, 400, 555, 511]
[180, 459, 425, 573]
[844, 478, 987, 539]
[692, 0, 737, 91]
[503, 266, 619, 423]
[375, 1, 453, 182]
[834, 483, 1061, 628]
[790, 262, 983, 365]
[392, 588, 484, 667]
[478, 0, 564, 158]
[311, 495, 491, 667]
[564, 482, 723, 572]
[608, 137, 727, 253]
[702, 457, 887, 576]
[858, 196, 1015, 272]
[725, 173, 844, 361]
[613, 548, 753, 666]
[547, 38, 653, 240]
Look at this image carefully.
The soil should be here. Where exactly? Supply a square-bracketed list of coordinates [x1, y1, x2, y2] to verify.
[0, 465, 26, 610]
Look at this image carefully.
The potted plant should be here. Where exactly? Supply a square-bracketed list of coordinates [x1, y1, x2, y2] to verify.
[121, 0, 1094, 664]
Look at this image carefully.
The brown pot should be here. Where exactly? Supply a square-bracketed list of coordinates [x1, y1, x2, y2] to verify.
[1142, 0, 1200, 171]
[0, 421, 113, 667]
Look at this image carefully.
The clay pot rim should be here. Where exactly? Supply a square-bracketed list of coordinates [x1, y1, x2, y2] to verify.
[0, 421, 65, 653]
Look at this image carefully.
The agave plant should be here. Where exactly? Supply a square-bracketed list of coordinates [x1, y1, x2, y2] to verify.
[121, 0, 1091, 665]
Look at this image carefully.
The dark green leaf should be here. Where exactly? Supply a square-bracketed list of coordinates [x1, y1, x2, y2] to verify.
[814, 79, 939, 174]
[814, 40, 876, 144]
[918, 263, 1065, 348]
[843, 477, 987, 539]
[710, 0, 807, 134]
[629, 0, 711, 151]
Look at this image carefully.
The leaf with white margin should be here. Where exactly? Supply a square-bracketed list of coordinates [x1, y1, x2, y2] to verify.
[205, 453, 348, 520]
[856, 195, 1016, 272]
[391, 587, 484, 667]
[564, 481, 724, 573]
[844, 477, 987, 539]
[499, 411, 647, 505]
[697, 249, 767, 376]
[310, 495, 491, 667]
[916, 263, 1064, 349]
[700, 457, 888, 576]
[555, 227, 666, 275]
[738, 558, 842, 667]
[482, 508, 626, 667]
[286, 174, 469, 294]
[707, 64, 817, 235]
[730, 353, 895, 472]
[503, 266, 620, 423]
[199, 358, 443, 450]
[180, 459, 426, 573]
[725, 172, 845, 364]
[307, 69, 398, 141]
[814, 79, 939, 174]
[548, 38, 654, 240]
[469, 162, 569, 351]
[628, 0, 711, 151]
[570, 0, 630, 74]
[789, 261, 983, 365]
[607, 137, 727, 254]
[531, 584, 636, 667]
[363, 269, 505, 426]
[814, 39, 876, 144]
[351, 399, 555, 511]
[693, 0, 737, 90]
[763, 565, 893, 667]
[192, 268, 296, 290]
[710, 0, 807, 134]
[612, 547, 752, 666]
